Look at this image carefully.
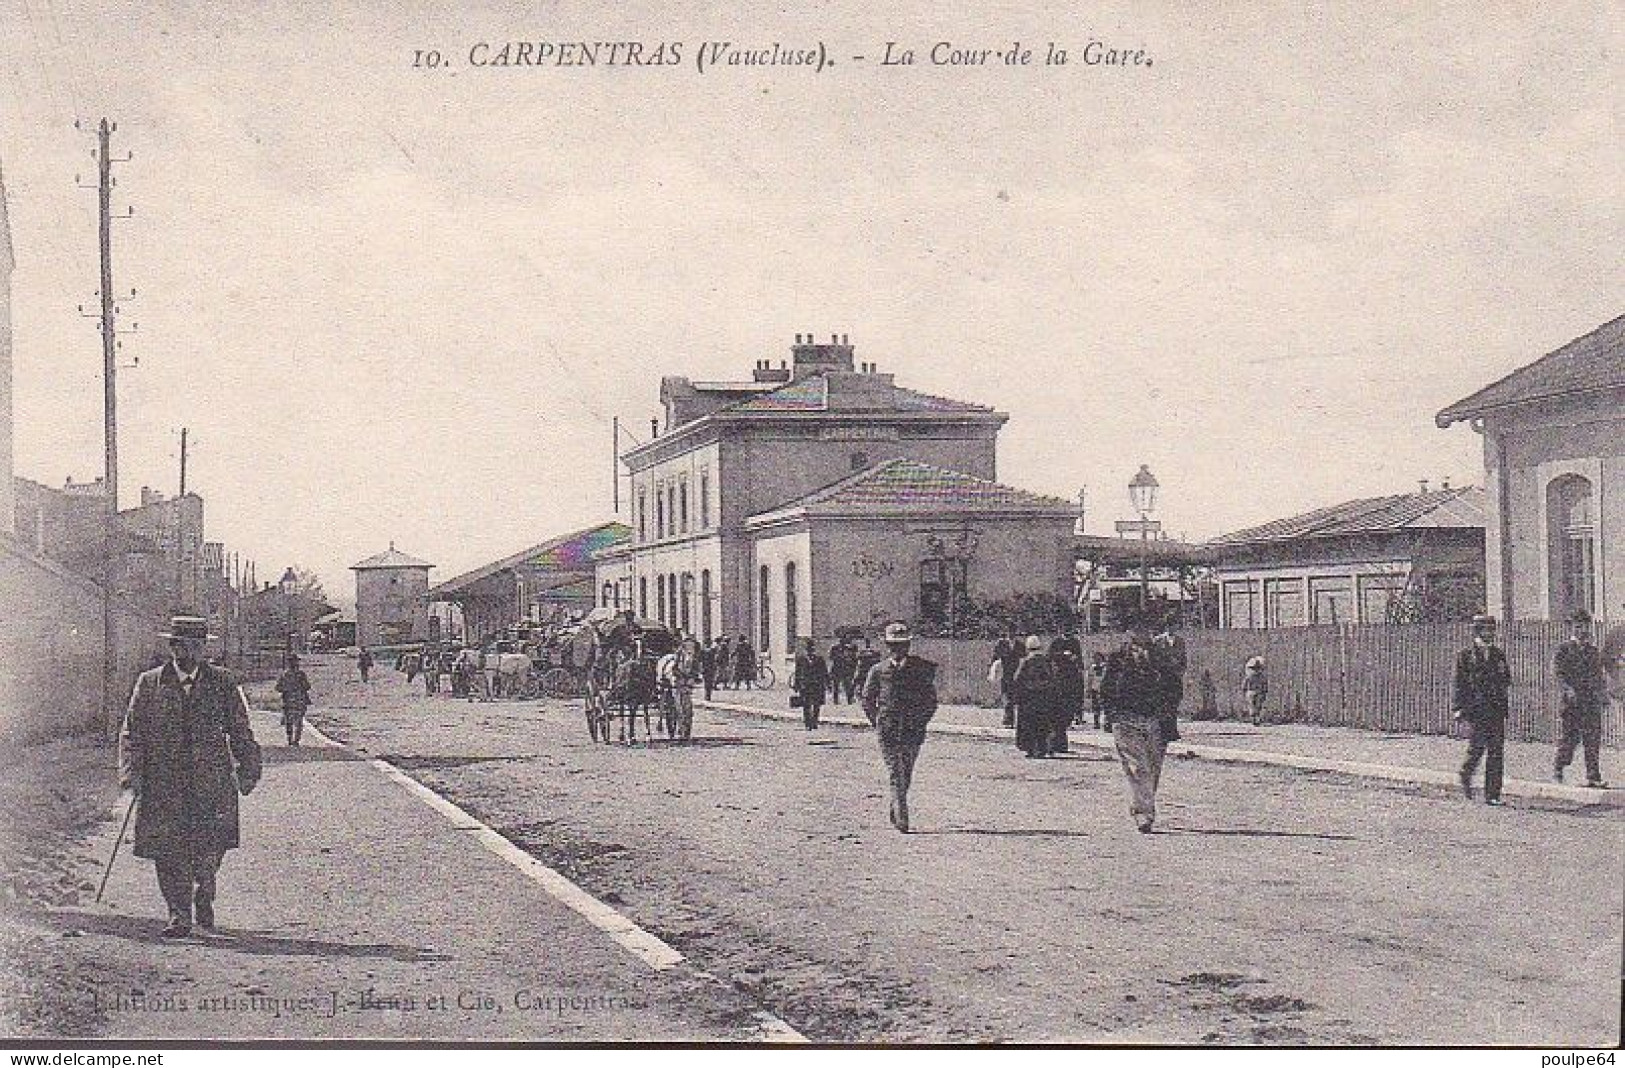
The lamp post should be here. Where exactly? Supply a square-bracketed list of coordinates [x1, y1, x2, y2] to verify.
[1128, 465, 1160, 612]
[278, 567, 298, 655]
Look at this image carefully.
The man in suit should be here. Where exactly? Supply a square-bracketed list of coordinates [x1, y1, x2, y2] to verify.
[1453, 613, 1513, 805]
[1554, 609, 1608, 788]
[861, 622, 938, 833]
[119, 616, 262, 937]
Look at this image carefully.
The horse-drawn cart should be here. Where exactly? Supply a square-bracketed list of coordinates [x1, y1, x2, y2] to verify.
[581, 617, 693, 744]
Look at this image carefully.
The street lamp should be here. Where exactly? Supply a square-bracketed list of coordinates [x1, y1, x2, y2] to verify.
[278, 567, 298, 654]
[1128, 465, 1160, 612]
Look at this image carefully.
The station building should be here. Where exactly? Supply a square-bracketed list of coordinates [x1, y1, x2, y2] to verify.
[594, 334, 1078, 665]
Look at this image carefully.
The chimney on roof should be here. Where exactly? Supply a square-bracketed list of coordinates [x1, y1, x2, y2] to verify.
[1442, 476, 1452, 490]
[1418, 479, 1430, 494]
[650, 417, 659, 438]
[789, 331, 855, 380]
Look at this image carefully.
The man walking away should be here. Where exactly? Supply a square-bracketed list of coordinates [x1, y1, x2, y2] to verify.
[1050, 635, 1085, 753]
[1242, 655, 1268, 725]
[1102, 613, 1168, 832]
[1554, 610, 1608, 788]
[861, 622, 938, 833]
[792, 638, 830, 731]
[1454, 613, 1513, 806]
[1012, 636, 1057, 757]
[357, 647, 373, 683]
[119, 616, 262, 937]
[274, 654, 312, 746]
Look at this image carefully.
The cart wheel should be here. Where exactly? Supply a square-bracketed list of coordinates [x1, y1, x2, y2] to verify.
[755, 664, 777, 689]
[520, 675, 543, 700]
[541, 667, 575, 699]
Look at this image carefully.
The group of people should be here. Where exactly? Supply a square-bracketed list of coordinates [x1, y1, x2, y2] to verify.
[788, 637, 885, 731]
[695, 634, 761, 697]
[119, 600, 1620, 938]
[1454, 609, 1612, 805]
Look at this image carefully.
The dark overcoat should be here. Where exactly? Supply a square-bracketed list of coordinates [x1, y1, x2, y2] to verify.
[119, 661, 262, 861]
[1555, 638, 1607, 714]
[1452, 643, 1511, 723]
[861, 654, 938, 746]
[791, 652, 830, 701]
[1101, 642, 1164, 717]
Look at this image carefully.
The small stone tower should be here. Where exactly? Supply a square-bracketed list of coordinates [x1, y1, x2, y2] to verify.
[351, 543, 433, 649]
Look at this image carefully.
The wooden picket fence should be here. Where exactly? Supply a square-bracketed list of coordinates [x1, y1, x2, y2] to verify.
[913, 621, 1622, 745]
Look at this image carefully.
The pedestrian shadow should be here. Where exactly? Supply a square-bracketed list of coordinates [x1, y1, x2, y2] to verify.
[261, 746, 365, 765]
[628, 737, 754, 749]
[1155, 826, 1357, 841]
[47, 910, 450, 962]
[913, 827, 1093, 839]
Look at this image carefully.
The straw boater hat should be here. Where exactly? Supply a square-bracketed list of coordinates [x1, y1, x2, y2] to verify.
[882, 621, 913, 644]
[158, 615, 214, 641]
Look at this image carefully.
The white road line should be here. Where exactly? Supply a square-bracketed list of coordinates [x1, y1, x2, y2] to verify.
[292, 715, 807, 1043]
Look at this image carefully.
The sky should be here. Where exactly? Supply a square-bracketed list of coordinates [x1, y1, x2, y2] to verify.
[2, 0, 1620, 600]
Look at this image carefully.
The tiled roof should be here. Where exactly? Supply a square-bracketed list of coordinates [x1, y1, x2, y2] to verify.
[1437, 315, 1625, 426]
[726, 373, 994, 415]
[756, 459, 1076, 519]
[1208, 486, 1486, 546]
[430, 522, 630, 595]
[351, 546, 433, 570]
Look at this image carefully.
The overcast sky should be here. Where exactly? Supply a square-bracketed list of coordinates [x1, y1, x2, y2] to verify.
[2, 0, 1620, 599]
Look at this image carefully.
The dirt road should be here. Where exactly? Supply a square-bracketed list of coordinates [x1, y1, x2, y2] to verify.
[307, 659, 1623, 1044]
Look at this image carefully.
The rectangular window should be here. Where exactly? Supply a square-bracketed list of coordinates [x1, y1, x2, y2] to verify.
[656, 485, 666, 540]
[656, 572, 667, 622]
[1264, 578, 1305, 628]
[759, 564, 772, 653]
[701, 569, 713, 642]
[1223, 581, 1258, 628]
[679, 479, 690, 534]
[1357, 575, 1406, 624]
[785, 562, 798, 649]
[637, 491, 647, 542]
[681, 572, 693, 632]
[639, 576, 649, 618]
[700, 470, 711, 529]
[1308, 576, 1354, 625]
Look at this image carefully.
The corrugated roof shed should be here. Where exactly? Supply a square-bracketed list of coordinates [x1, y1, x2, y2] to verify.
[1208, 486, 1486, 546]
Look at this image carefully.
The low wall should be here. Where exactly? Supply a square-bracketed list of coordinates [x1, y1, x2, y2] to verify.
[0, 538, 163, 746]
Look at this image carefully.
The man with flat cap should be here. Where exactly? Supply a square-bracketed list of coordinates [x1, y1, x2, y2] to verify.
[119, 615, 262, 937]
[1554, 609, 1608, 788]
[861, 622, 939, 833]
[1453, 613, 1512, 806]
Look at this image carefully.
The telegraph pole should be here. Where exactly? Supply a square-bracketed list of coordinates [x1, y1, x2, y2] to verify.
[178, 426, 187, 496]
[96, 118, 121, 729]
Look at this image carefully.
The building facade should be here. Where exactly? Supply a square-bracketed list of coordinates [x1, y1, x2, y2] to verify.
[597, 335, 1089, 663]
[1437, 314, 1623, 624]
[1207, 485, 1486, 628]
[351, 544, 433, 648]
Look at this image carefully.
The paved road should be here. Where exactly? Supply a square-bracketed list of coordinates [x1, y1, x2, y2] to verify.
[303, 659, 1622, 1045]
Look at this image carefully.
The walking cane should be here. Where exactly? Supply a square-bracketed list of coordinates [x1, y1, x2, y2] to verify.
[95, 794, 138, 904]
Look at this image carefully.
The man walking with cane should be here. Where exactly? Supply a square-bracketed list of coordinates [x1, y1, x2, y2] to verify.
[119, 615, 262, 937]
